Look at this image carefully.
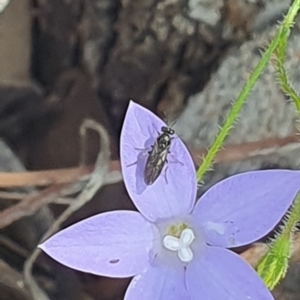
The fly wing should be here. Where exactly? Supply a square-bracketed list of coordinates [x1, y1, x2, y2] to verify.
[144, 143, 168, 185]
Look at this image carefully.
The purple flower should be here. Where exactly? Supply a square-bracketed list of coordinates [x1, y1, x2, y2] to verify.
[40, 101, 300, 299]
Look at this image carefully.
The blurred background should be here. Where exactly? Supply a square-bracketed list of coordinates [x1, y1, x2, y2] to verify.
[0, 0, 300, 299]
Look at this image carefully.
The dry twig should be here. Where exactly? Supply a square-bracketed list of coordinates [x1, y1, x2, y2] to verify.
[0, 184, 66, 229]
[0, 134, 296, 189]
[23, 119, 112, 300]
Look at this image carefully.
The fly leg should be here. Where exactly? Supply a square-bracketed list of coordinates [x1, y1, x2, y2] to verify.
[161, 157, 170, 184]
[161, 152, 185, 184]
[163, 164, 169, 184]
[148, 123, 161, 138]
[126, 160, 138, 168]
[168, 153, 184, 166]
[126, 146, 150, 167]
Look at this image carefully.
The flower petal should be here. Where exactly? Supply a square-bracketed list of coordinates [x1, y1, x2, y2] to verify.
[125, 264, 190, 300]
[186, 246, 273, 300]
[192, 170, 300, 247]
[39, 211, 159, 278]
[120, 101, 196, 222]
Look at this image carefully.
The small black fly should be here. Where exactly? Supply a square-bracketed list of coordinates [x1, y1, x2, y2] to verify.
[144, 126, 175, 185]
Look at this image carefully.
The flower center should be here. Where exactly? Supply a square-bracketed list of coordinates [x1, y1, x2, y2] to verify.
[163, 227, 195, 263]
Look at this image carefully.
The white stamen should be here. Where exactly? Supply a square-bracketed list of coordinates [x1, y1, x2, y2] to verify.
[163, 235, 181, 251]
[178, 246, 193, 262]
[163, 228, 195, 263]
[180, 228, 195, 246]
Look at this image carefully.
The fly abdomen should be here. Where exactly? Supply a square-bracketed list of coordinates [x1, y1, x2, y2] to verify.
[143, 126, 174, 185]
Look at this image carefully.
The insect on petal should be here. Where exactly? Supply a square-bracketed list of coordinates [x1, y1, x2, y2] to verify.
[121, 101, 196, 222]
